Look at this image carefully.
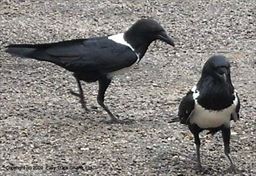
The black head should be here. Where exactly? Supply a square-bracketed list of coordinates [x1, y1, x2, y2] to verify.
[202, 55, 231, 82]
[124, 19, 174, 53]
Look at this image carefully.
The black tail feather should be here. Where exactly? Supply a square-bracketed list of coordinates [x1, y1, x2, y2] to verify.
[5, 43, 78, 70]
[5, 43, 52, 62]
[5, 44, 37, 58]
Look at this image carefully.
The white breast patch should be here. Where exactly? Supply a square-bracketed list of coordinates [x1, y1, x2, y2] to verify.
[190, 86, 238, 128]
[108, 33, 134, 51]
[107, 33, 139, 78]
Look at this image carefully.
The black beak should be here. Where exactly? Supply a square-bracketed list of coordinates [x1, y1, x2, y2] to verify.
[217, 67, 228, 81]
[221, 73, 227, 81]
[157, 31, 175, 47]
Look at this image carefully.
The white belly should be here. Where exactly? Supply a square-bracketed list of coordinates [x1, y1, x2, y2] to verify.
[107, 63, 137, 78]
[191, 103, 236, 128]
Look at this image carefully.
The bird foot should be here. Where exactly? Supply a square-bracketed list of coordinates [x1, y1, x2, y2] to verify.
[224, 165, 237, 174]
[69, 89, 89, 112]
[194, 164, 203, 172]
[69, 89, 80, 97]
[81, 104, 90, 112]
[101, 117, 135, 124]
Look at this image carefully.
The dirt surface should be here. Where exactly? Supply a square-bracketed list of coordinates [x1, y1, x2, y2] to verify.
[0, 0, 255, 175]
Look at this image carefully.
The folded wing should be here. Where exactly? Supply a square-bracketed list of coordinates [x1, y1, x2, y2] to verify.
[6, 37, 138, 74]
[178, 90, 195, 124]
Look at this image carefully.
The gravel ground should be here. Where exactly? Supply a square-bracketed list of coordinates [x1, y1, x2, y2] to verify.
[0, 0, 255, 175]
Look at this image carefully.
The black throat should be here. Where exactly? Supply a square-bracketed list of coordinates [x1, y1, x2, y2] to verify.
[196, 76, 235, 110]
[124, 31, 152, 59]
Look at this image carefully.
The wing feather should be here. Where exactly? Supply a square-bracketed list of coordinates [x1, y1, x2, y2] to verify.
[178, 90, 195, 124]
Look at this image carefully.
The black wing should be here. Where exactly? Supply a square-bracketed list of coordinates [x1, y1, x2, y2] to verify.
[178, 90, 195, 125]
[6, 37, 138, 74]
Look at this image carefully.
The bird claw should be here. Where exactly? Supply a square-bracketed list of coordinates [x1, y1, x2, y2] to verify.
[81, 104, 90, 112]
[194, 164, 203, 172]
[69, 89, 80, 97]
[224, 165, 237, 174]
[69, 89, 89, 111]
[120, 118, 135, 124]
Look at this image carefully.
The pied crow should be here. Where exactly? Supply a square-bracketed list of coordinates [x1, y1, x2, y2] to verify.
[5, 19, 175, 123]
[176, 55, 240, 172]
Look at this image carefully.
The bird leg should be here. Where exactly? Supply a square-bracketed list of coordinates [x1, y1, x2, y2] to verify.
[97, 77, 132, 124]
[97, 77, 120, 123]
[193, 132, 202, 171]
[222, 127, 236, 173]
[70, 76, 89, 111]
[189, 125, 203, 171]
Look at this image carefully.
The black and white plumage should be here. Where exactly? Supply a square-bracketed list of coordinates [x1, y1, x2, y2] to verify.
[5, 19, 175, 123]
[177, 55, 240, 172]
